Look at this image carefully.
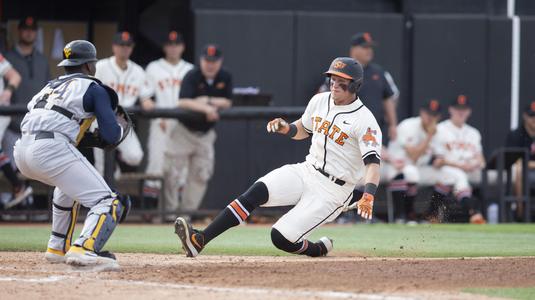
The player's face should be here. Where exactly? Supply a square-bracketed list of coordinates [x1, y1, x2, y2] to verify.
[18, 28, 36, 46]
[112, 44, 134, 60]
[449, 107, 471, 125]
[350, 45, 374, 66]
[200, 58, 222, 79]
[420, 110, 440, 127]
[330, 75, 354, 102]
[163, 43, 185, 61]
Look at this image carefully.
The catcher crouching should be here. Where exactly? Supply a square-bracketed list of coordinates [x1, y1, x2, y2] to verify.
[13, 40, 132, 270]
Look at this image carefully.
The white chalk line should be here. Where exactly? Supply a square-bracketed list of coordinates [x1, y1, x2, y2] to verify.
[0, 274, 416, 300]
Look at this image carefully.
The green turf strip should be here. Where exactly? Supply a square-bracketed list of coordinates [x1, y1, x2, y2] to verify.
[464, 287, 535, 299]
[0, 224, 534, 257]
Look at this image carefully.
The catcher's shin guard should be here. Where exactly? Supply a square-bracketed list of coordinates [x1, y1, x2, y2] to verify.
[74, 193, 131, 252]
[48, 201, 80, 254]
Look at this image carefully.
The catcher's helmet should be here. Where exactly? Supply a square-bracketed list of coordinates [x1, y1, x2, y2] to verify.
[57, 40, 97, 67]
[324, 57, 363, 94]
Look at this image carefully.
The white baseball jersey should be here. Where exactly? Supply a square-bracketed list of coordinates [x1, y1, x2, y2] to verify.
[388, 116, 435, 166]
[434, 120, 482, 164]
[145, 58, 193, 108]
[0, 53, 14, 141]
[21, 74, 95, 142]
[301, 92, 382, 186]
[0, 53, 12, 92]
[95, 57, 153, 107]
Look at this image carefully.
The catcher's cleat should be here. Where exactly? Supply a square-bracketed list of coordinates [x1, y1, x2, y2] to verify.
[318, 237, 334, 256]
[45, 248, 65, 264]
[65, 245, 118, 268]
[174, 217, 204, 257]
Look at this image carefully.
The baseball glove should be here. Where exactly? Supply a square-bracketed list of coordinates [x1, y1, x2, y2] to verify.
[77, 105, 132, 149]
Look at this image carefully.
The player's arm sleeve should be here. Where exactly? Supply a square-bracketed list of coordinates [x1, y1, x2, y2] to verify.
[395, 121, 410, 146]
[299, 95, 317, 134]
[144, 64, 157, 90]
[0, 54, 12, 76]
[357, 115, 383, 165]
[431, 127, 448, 157]
[83, 83, 122, 144]
[138, 69, 154, 99]
[179, 70, 197, 99]
[381, 71, 398, 100]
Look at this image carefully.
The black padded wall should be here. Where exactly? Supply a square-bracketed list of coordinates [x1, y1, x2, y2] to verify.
[194, 10, 295, 106]
[412, 15, 488, 147]
[294, 12, 404, 107]
[486, 17, 512, 153]
[520, 18, 535, 116]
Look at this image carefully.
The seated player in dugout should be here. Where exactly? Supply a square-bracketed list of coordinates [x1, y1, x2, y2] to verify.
[14, 40, 131, 268]
[163, 44, 232, 220]
[381, 99, 443, 223]
[431, 95, 486, 224]
[174, 57, 382, 257]
[506, 101, 535, 220]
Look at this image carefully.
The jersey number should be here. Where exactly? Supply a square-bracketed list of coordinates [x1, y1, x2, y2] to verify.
[50, 80, 75, 101]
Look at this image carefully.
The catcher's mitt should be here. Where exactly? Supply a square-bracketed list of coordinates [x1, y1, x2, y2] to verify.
[77, 105, 133, 149]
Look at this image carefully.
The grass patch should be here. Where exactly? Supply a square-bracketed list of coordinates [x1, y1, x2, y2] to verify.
[464, 287, 535, 299]
[0, 223, 534, 257]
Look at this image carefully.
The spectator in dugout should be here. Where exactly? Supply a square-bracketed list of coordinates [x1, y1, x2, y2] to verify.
[4, 17, 51, 167]
[381, 99, 443, 223]
[166, 44, 232, 220]
[430, 95, 486, 224]
[506, 101, 535, 220]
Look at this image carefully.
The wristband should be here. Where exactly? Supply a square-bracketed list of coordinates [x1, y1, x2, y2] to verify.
[363, 183, 378, 196]
[6, 84, 16, 93]
[286, 123, 297, 138]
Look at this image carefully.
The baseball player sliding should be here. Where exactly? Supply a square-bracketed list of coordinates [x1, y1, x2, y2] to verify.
[175, 57, 382, 257]
[14, 40, 131, 269]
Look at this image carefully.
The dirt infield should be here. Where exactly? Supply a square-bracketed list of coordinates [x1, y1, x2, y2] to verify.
[1, 252, 534, 300]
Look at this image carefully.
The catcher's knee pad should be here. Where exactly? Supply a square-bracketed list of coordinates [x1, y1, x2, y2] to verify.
[117, 193, 131, 223]
[237, 181, 269, 211]
[270, 228, 301, 253]
[81, 194, 130, 252]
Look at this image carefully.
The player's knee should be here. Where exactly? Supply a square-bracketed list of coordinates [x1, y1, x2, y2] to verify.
[237, 181, 269, 212]
[403, 165, 419, 183]
[270, 228, 300, 253]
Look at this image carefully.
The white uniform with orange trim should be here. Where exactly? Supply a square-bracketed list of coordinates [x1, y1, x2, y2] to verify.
[94, 56, 153, 172]
[229, 92, 382, 243]
[433, 119, 484, 196]
[0, 54, 13, 144]
[144, 58, 193, 194]
[382, 116, 446, 186]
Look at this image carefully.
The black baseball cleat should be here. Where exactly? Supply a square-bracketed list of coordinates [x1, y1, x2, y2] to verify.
[174, 217, 204, 257]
